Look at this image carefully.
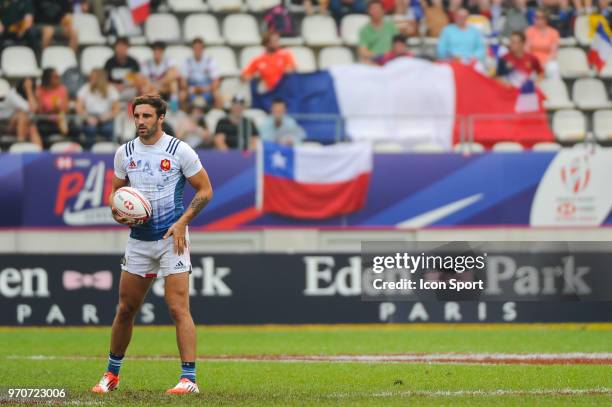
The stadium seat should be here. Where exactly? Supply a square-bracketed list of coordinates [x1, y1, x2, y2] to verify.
[491, 141, 524, 152]
[340, 14, 369, 46]
[145, 13, 182, 43]
[572, 78, 612, 110]
[411, 142, 446, 153]
[80, 46, 113, 75]
[208, 0, 243, 12]
[373, 141, 405, 153]
[183, 14, 225, 44]
[453, 142, 485, 153]
[243, 108, 267, 127]
[127, 46, 154, 64]
[1, 46, 41, 77]
[165, 45, 192, 67]
[206, 46, 240, 76]
[220, 77, 252, 105]
[318, 46, 354, 69]
[223, 14, 261, 46]
[300, 141, 323, 148]
[302, 15, 342, 47]
[8, 142, 42, 153]
[599, 60, 612, 78]
[205, 108, 226, 132]
[466, 15, 492, 36]
[246, 0, 281, 12]
[41, 46, 78, 75]
[279, 36, 304, 46]
[168, 0, 208, 12]
[539, 78, 574, 110]
[552, 109, 587, 142]
[108, 6, 145, 40]
[73, 13, 106, 45]
[532, 141, 562, 151]
[50, 141, 83, 153]
[574, 15, 590, 46]
[558, 36, 577, 47]
[287, 47, 317, 73]
[557, 47, 593, 78]
[239, 46, 264, 69]
[593, 110, 612, 141]
[91, 142, 120, 153]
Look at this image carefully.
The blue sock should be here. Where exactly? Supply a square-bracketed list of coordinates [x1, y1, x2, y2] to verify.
[107, 352, 124, 376]
[180, 362, 196, 383]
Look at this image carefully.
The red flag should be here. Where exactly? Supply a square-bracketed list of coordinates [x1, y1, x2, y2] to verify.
[128, 0, 150, 25]
[451, 62, 554, 148]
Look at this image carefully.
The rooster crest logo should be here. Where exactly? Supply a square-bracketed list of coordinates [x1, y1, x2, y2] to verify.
[160, 159, 171, 171]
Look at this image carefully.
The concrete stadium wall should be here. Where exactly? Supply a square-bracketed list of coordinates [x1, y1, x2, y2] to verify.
[1, 228, 611, 254]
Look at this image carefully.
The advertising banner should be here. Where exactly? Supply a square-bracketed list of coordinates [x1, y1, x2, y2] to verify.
[1, 252, 611, 326]
[1, 147, 612, 228]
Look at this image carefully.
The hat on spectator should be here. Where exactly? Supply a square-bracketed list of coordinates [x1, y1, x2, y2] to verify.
[0, 79, 10, 99]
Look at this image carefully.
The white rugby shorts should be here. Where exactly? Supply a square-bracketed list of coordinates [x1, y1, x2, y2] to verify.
[121, 233, 191, 278]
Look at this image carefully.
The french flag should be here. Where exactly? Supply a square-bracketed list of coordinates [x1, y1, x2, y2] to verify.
[261, 142, 372, 219]
[514, 80, 539, 113]
[128, 0, 150, 25]
[588, 22, 612, 72]
[252, 58, 553, 150]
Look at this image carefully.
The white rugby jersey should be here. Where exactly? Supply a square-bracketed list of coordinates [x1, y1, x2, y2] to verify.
[114, 133, 203, 241]
[141, 57, 177, 82]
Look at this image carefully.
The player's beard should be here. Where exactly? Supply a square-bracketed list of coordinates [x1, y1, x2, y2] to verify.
[138, 123, 158, 140]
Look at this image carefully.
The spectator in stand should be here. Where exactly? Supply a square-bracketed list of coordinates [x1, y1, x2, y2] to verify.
[181, 37, 222, 110]
[259, 98, 305, 145]
[329, 0, 367, 24]
[15, 77, 38, 113]
[437, 8, 485, 66]
[600, 0, 612, 26]
[75, 68, 119, 148]
[420, 0, 449, 38]
[241, 32, 296, 92]
[501, 0, 529, 38]
[214, 95, 259, 151]
[104, 37, 142, 101]
[373, 34, 412, 64]
[525, 9, 560, 78]
[496, 31, 543, 87]
[303, 0, 330, 15]
[36, 67, 70, 141]
[572, 0, 593, 14]
[358, 1, 399, 63]
[175, 99, 212, 149]
[0, 79, 42, 147]
[141, 41, 180, 108]
[33, 0, 78, 51]
[547, 0, 574, 39]
[0, 0, 36, 49]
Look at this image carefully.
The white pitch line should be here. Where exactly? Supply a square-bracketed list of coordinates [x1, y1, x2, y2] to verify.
[6, 353, 612, 365]
[369, 388, 612, 398]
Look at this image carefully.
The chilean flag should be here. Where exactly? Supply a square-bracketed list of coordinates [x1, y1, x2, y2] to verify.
[261, 142, 372, 219]
[128, 0, 150, 25]
[588, 22, 612, 72]
[252, 58, 553, 150]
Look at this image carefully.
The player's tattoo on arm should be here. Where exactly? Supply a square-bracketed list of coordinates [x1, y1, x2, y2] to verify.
[188, 194, 210, 215]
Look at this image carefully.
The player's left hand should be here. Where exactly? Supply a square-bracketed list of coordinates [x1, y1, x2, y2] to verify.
[163, 221, 187, 255]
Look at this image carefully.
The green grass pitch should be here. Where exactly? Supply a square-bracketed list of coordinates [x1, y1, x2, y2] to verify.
[1, 323, 612, 406]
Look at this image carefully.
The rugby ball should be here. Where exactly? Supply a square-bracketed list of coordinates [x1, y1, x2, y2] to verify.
[113, 187, 152, 222]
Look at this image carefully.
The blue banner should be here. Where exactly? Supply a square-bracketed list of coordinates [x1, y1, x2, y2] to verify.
[1, 148, 611, 228]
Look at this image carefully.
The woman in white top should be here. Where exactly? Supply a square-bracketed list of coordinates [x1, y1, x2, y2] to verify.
[76, 68, 120, 148]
